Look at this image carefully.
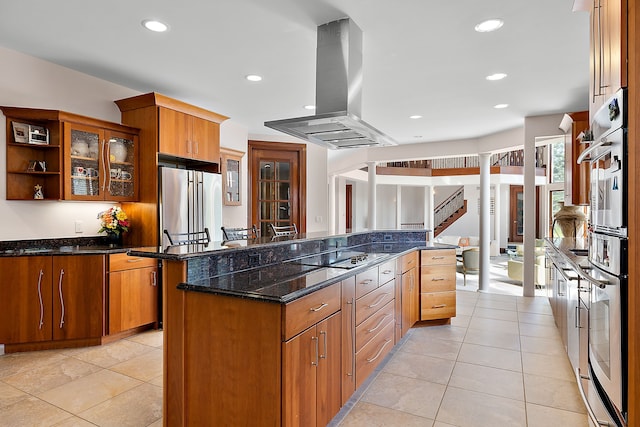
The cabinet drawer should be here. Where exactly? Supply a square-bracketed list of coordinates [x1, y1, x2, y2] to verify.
[355, 320, 394, 389]
[110, 253, 156, 272]
[401, 251, 418, 273]
[421, 265, 456, 292]
[355, 300, 394, 352]
[355, 267, 379, 299]
[378, 260, 396, 285]
[283, 283, 341, 340]
[421, 249, 456, 266]
[356, 280, 394, 326]
[420, 291, 456, 320]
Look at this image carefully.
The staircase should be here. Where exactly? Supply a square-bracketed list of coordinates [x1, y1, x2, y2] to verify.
[434, 186, 467, 237]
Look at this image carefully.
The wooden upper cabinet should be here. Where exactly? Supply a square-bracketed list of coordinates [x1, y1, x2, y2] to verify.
[220, 147, 244, 205]
[564, 111, 590, 206]
[116, 92, 227, 164]
[589, 0, 627, 118]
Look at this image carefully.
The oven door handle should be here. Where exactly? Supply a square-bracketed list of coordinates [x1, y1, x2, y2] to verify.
[575, 367, 613, 426]
[576, 138, 612, 164]
[575, 265, 609, 289]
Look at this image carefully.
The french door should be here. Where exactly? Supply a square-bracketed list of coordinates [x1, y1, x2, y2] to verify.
[249, 141, 306, 237]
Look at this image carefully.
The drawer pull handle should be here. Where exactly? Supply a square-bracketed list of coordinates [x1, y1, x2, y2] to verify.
[368, 293, 390, 308]
[367, 339, 392, 363]
[361, 279, 374, 284]
[432, 304, 447, 309]
[127, 258, 143, 263]
[431, 277, 445, 281]
[408, 259, 414, 264]
[310, 303, 329, 312]
[382, 270, 393, 274]
[368, 314, 391, 333]
[311, 336, 319, 366]
[432, 256, 445, 259]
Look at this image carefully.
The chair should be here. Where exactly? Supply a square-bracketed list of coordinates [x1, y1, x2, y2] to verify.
[460, 247, 480, 286]
[269, 223, 298, 237]
[221, 225, 258, 241]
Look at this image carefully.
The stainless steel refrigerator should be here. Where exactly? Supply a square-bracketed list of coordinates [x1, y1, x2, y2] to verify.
[159, 166, 222, 249]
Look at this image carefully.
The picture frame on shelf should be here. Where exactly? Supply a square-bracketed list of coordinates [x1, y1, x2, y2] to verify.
[12, 122, 29, 143]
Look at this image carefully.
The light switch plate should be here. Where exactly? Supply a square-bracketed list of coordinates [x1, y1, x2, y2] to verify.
[74, 220, 83, 233]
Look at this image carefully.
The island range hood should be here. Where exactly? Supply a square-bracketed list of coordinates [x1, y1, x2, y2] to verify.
[264, 18, 397, 149]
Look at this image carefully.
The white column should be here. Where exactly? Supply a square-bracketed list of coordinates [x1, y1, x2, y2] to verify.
[479, 153, 491, 292]
[328, 174, 336, 234]
[396, 185, 402, 229]
[523, 139, 536, 297]
[425, 185, 434, 241]
[493, 183, 501, 256]
[367, 161, 377, 230]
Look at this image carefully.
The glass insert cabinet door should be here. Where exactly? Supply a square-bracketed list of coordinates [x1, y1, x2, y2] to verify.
[221, 148, 244, 206]
[64, 123, 138, 201]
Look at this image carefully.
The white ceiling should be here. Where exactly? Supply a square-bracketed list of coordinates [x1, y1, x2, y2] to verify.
[0, 0, 589, 145]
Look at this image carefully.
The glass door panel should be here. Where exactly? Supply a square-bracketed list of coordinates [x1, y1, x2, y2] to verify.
[70, 128, 101, 198]
[106, 133, 135, 199]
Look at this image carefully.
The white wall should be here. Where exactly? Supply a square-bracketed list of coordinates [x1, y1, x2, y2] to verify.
[220, 121, 249, 228]
[400, 186, 424, 224]
[0, 46, 249, 241]
[376, 185, 397, 229]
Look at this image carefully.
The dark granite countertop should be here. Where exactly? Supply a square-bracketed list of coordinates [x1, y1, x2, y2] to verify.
[176, 242, 440, 303]
[0, 236, 135, 257]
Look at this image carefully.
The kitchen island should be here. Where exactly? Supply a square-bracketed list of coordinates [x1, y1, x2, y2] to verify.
[130, 230, 456, 426]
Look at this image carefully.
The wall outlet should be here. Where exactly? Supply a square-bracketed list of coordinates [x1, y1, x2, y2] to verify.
[315, 215, 323, 223]
[74, 220, 83, 233]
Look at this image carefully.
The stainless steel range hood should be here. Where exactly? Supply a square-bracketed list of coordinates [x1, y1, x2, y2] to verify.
[264, 18, 397, 149]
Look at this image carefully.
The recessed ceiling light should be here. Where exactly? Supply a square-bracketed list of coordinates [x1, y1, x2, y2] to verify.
[475, 19, 504, 33]
[304, 105, 316, 110]
[486, 73, 507, 81]
[142, 20, 169, 32]
[494, 104, 509, 109]
[409, 115, 422, 119]
[245, 74, 262, 82]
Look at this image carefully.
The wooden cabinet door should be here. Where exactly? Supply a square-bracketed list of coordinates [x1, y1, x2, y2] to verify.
[283, 325, 317, 427]
[316, 312, 342, 427]
[104, 129, 139, 201]
[52, 255, 105, 340]
[0, 256, 53, 343]
[158, 107, 189, 158]
[109, 266, 158, 334]
[64, 122, 105, 201]
[340, 277, 356, 405]
[191, 116, 219, 163]
[401, 267, 418, 336]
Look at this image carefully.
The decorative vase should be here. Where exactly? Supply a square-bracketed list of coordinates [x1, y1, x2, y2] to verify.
[554, 202, 587, 237]
[109, 140, 128, 162]
[105, 232, 123, 246]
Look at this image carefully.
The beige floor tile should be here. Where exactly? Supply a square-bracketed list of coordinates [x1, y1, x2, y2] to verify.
[468, 317, 520, 335]
[521, 352, 575, 382]
[472, 306, 519, 322]
[72, 339, 154, 368]
[148, 374, 163, 387]
[125, 330, 163, 348]
[409, 324, 467, 343]
[474, 299, 518, 312]
[456, 289, 479, 301]
[433, 423, 458, 427]
[383, 351, 455, 385]
[524, 373, 586, 414]
[3, 357, 102, 394]
[455, 302, 475, 316]
[518, 312, 556, 326]
[517, 300, 553, 315]
[78, 383, 162, 427]
[38, 369, 142, 414]
[520, 335, 566, 357]
[518, 322, 561, 339]
[361, 372, 446, 419]
[526, 402, 589, 427]
[401, 335, 462, 361]
[477, 293, 518, 303]
[339, 401, 434, 426]
[449, 314, 471, 328]
[463, 328, 521, 351]
[147, 419, 163, 427]
[457, 343, 522, 372]
[0, 350, 67, 379]
[448, 362, 524, 401]
[109, 348, 163, 382]
[52, 416, 99, 427]
[0, 396, 72, 427]
[436, 387, 526, 427]
[0, 380, 28, 408]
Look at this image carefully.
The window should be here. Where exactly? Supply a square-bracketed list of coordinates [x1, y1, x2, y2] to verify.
[550, 190, 565, 237]
[549, 141, 565, 183]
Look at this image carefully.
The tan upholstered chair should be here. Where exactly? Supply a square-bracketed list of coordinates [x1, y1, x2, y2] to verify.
[460, 248, 480, 286]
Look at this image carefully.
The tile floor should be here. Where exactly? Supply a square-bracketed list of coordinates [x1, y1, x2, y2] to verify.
[0, 283, 587, 426]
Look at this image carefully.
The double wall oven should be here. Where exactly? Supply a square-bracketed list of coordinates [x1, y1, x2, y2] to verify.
[577, 88, 628, 427]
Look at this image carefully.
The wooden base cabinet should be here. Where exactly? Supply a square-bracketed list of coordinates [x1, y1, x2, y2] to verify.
[420, 249, 456, 321]
[0, 255, 105, 345]
[108, 253, 158, 334]
[398, 251, 419, 337]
